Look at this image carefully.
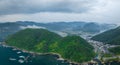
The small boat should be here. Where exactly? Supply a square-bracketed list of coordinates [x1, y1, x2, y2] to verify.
[12, 48, 17, 51]
[19, 56, 25, 59]
[17, 51, 21, 54]
[18, 59, 24, 63]
[9, 58, 16, 61]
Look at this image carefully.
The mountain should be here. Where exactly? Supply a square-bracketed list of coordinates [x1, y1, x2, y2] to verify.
[91, 26, 120, 45]
[82, 23, 101, 33]
[17, 21, 86, 31]
[0, 22, 21, 42]
[109, 46, 120, 55]
[5, 28, 95, 63]
[0, 21, 116, 41]
[17, 21, 116, 34]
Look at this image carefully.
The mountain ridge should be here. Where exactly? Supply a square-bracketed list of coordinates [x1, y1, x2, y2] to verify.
[91, 26, 120, 45]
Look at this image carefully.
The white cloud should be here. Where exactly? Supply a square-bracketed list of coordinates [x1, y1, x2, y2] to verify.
[20, 25, 46, 29]
[0, 0, 120, 24]
[0, 0, 97, 15]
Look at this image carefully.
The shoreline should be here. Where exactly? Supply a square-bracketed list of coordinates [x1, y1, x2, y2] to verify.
[1, 42, 120, 65]
[1, 42, 83, 65]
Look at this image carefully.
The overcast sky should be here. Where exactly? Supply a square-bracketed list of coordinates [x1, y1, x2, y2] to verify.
[0, 0, 119, 24]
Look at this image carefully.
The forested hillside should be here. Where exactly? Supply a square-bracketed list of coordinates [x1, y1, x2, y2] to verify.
[6, 28, 95, 63]
[91, 26, 120, 45]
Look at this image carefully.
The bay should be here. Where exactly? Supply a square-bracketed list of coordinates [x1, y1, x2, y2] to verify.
[0, 44, 69, 65]
[0, 44, 120, 65]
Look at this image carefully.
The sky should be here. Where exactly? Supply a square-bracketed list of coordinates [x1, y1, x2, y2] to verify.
[0, 0, 120, 24]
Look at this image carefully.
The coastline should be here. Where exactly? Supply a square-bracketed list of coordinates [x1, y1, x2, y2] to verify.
[2, 42, 120, 65]
[1, 42, 84, 65]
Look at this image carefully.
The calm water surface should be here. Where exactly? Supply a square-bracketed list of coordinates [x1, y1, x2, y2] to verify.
[0, 44, 120, 65]
[0, 44, 69, 65]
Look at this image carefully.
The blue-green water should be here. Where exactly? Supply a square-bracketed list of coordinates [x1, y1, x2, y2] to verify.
[0, 44, 70, 65]
[0, 44, 120, 65]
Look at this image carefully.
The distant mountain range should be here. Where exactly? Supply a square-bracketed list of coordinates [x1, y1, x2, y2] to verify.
[0, 22, 21, 41]
[17, 21, 116, 33]
[0, 21, 116, 41]
[91, 26, 120, 45]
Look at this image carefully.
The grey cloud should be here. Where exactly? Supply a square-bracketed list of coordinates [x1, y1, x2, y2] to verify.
[0, 0, 97, 15]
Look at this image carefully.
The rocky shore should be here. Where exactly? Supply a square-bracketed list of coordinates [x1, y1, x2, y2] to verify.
[1, 42, 120, 65]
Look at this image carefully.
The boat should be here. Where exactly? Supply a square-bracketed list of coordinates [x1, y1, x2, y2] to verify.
[9, 58, 16, 61]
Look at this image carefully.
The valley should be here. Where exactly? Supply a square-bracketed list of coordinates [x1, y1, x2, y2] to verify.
[0, 21, 120, 65]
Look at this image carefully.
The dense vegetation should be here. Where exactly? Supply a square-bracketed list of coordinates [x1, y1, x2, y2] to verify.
[91, 26, 120, 45]
[6, 28, 95, 63]
[109, 46, 120, 55]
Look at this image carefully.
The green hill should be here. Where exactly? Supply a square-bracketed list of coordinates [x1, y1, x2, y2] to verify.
[5, 28, 95, 63]
[91, 27, 120, 45]
[109, 46, 120, 55]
